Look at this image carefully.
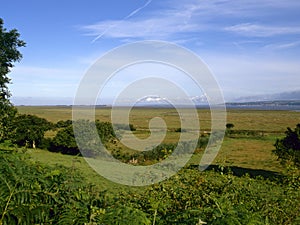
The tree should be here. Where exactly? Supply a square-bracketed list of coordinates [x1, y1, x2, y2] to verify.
[11, 114, 53, 148]
[50, 120, 116, 156]
[0, 18, 26, 141]
[274, 124, 300, 167]
[50, 125, 79, 155]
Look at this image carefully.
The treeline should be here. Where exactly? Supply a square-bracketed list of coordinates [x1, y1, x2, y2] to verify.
[2, 114, 117, 156]
[1, 112, 211, 162]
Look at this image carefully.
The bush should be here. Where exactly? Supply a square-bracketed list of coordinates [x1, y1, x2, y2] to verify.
[114, 123, 136, 131]
[55, 119, 73, 128]
[49, 120, 116, 156]
[274, 124, 300, 167]
[226, 123, 234, 129]
[49, 125, 79, 155]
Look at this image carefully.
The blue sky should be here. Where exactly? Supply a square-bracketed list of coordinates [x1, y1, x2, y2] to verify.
[1, 0, 300, 105]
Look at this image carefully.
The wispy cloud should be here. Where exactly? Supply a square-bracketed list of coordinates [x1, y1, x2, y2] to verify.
[225, 23, 300, 37]
[263, 41, 300, 50]
[83, 18, 202, 40]
[81, 0, 300, 44]
[91, 0, 153, 42]
[82, 1, 205, 41]
[77, 0, 300, 100]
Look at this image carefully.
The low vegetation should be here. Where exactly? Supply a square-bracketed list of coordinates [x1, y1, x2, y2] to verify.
[0, 151, 299, 225]
[0, 111, 299, 224]
[274, 124, 300, 168]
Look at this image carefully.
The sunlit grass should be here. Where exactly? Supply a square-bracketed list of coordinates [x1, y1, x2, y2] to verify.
[17, 106, 300, 175]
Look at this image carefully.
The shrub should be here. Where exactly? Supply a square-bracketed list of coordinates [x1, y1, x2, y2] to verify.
[49, 120, 116, 156]
[274, 124, 300, 167]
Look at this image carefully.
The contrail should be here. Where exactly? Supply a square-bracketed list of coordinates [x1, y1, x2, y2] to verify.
[92, 0, 153, 43]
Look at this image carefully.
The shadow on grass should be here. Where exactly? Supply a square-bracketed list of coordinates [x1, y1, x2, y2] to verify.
[188, 164, 282, 180]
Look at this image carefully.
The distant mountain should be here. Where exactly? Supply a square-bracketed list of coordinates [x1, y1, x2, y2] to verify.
[234, 90, 300, 102]
[191, 95, 208, 104]
[134, 95, 208, 107]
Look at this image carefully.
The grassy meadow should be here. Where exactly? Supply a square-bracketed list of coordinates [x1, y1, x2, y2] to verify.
[17, 106, 300, 174]
[0, 106, 298, 224]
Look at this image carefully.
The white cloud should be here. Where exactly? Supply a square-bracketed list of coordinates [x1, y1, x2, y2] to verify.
[225, 23, 300, 37]
[81, 16, 203, 40]
[80, 0, 300, 44]
[263, 41, 300, 50]
[91, 0, 154, 42]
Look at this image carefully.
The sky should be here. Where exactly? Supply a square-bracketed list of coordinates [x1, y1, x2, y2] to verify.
[1, 0, 300, 105]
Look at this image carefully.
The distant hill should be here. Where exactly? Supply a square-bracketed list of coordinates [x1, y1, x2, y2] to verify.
[234, 90, 300, 102]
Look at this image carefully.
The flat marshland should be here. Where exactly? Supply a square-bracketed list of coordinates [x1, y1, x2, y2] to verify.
[17, 106, 300, 174]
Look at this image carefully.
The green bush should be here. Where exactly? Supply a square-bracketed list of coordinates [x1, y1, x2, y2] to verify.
[274, 124, 300, 167]
[49, 120, 116, 156]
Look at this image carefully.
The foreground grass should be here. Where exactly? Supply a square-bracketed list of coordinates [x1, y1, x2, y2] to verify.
[1, 151, 299, 224]
[26, 149, 139, 193]
[26, 134, 283, 192]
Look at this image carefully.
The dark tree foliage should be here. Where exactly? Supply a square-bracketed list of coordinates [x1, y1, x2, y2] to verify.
[0, 18, 25, 142]
[0, 104, 17, 142]
[95, 120, 116, 143]
[274, 124, 300, 167]
[226, 123, 234, 129]
[0, 18, 25, 99]
[50, 120, 116, 156]
[55, 119, 73, 128]
[11, 114, 53, 148]
[50, 125, 79, 155]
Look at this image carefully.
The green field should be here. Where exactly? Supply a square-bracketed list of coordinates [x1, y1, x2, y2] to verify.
[17, 106, 300, 131]
[0, 106, 299, 224]
[17, 106, 300, 174]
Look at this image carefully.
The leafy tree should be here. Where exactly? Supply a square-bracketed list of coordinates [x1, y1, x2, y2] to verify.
[0, 18, 25, 142]
[0, 104, 17, 142]
[274, 124, 300, 167]
[11, 114, 53, 148]
[50, 125, 79, 155]
[50, 120, 116, 156]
